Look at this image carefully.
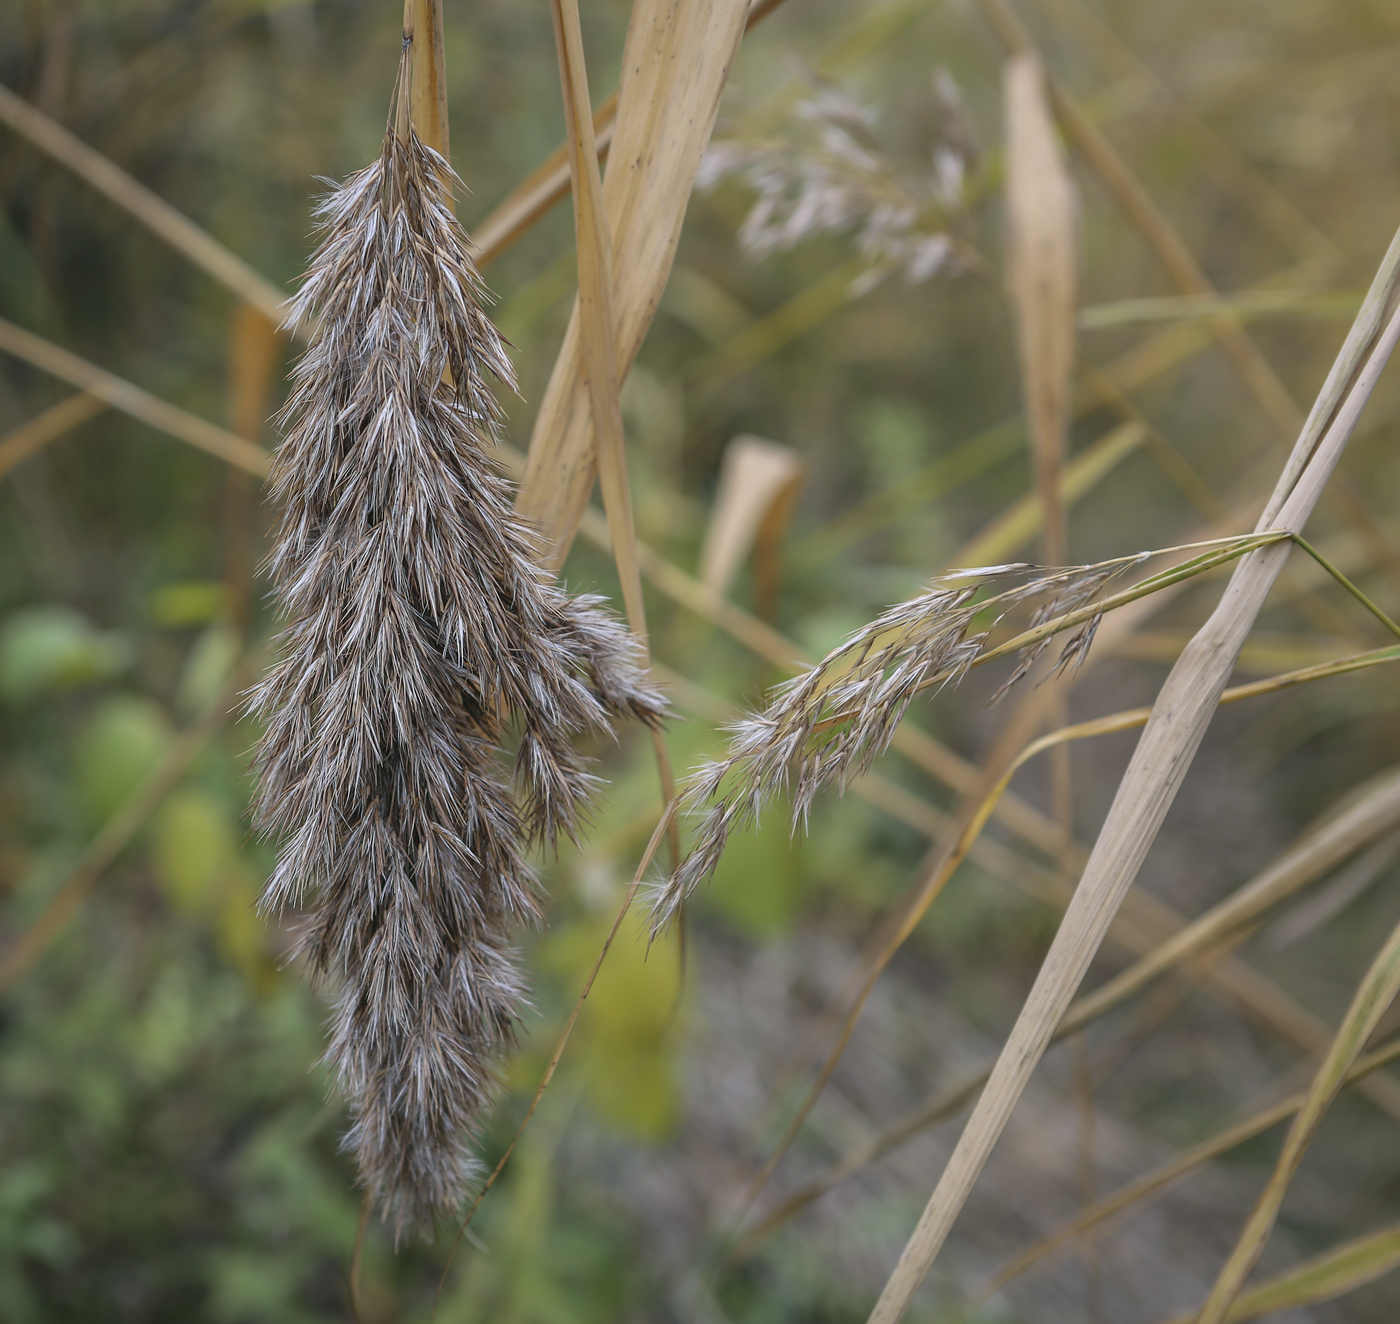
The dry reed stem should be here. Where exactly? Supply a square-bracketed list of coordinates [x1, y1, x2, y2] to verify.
[1161, 1220, 1400, 1324]
[406, 0, 449, 159]
[979, 1034, 1400, 1309]
[0, 392, 106, 480]
[515, 0, 751, 565]
[1193, 912, 1400, 1324]
[0, 655, 248, 996]
[470, 0, 789, 267]
[0, 81, 288, 324]
[863, 222, 1400, 1324]
[0, 317, 271, 476]
[1004, 51, 1077, 570]
[549, 0, 680, 859]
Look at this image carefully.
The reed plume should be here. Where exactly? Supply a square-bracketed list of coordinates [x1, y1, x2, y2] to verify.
[650, 557, 1139, 930]
[249, 84, 664, 1237]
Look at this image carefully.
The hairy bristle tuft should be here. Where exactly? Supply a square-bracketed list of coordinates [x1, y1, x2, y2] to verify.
[249, 121, 664, 1239]
[649, 559, 1137, 933]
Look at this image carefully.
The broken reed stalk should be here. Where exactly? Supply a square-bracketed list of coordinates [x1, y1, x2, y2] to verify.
[549, 0, 680, 860]
[249, 44, 664, 1237]
[863, 225, 1400, 1323]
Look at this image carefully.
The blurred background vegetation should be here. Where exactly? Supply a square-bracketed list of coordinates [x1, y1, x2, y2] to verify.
[3, 0, 1400, 1320]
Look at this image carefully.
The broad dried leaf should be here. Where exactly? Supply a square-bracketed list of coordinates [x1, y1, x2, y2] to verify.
[699, 435, 806, 609]
[1004, 53, 1077, 564]
[515, 0, 751, 566]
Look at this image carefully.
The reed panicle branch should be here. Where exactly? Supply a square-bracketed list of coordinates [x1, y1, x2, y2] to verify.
[250, 75, 664, 1237]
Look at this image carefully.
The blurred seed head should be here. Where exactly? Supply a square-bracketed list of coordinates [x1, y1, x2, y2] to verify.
[698, 69, 979, 289]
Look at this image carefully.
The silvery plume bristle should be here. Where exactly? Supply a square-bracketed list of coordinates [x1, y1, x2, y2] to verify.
[650, 558, 1137, 933]
[249, 71, 665, 1238]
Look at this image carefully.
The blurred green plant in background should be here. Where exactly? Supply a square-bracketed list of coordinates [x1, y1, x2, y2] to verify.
[3, 0, 1400, 1321]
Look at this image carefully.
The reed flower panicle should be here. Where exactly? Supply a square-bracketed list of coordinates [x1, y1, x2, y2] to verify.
[650, 559, 1136, 931]
[698, 71, 979, 290]
[249, 97, 664, 1236]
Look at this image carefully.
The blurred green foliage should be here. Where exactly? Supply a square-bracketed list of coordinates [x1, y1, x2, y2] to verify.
[2, 0, 1400, 1321]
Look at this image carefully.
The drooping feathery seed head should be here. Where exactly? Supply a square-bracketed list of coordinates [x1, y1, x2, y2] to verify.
[250, 110, 664, 1238]
[649, 558, 1142, 933]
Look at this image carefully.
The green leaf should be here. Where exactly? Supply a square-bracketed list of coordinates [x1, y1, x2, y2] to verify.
[151, 788, 236, 917]
[74, 695, 172, 826]
[146, 580, 228, 628]
[0, 606, 130, 703]
[176, 623, 241, 716]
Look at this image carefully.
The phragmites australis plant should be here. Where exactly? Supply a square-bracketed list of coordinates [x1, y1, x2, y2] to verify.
[650, 553, 1149, 931]
[249, 66, 665, 1237]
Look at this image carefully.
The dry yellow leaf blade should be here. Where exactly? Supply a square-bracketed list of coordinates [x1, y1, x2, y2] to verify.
[864, 224, 1400, 1324]
[515, 0, 751, 567]
[955, 419, 1143, 567]
[549, 0, 644, 641]
[1194, 912, 1400, 1324]
[407, 0, 449, 158]
[0, 81, 288, 326]
[1167, 1221, 1400, 1324]
[1004, 51, 1078, 567]
[0, 393, 107, 481]
[0, 316, 270, 478]
[550, 0, 680, 855]
[698, 435, 806, 610]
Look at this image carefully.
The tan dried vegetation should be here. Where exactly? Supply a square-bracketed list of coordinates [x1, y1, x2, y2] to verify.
[2, 0, 1400, 1321]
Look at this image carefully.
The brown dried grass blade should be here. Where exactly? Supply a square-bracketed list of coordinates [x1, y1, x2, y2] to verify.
[864, 225, 1400, 1323]
[0, 316, 270, 477]
[0, 81, 287, 324]
[698, 435, 806, 613]
[1165, 1221, 1400, 1324]
[1193, 913, 1400, 1324]
[1004, 51, 1077, 567]
[982, 1034, 1400, 1306]
[0, 392, 106, 481]
[514, 0, 751, 566]
[955, 420, 1142, 567]
[406, 0, 449, 157]
[550, 0, 679, 855]
[471, 0, 790, 268]
[550, 0, 643, 643]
